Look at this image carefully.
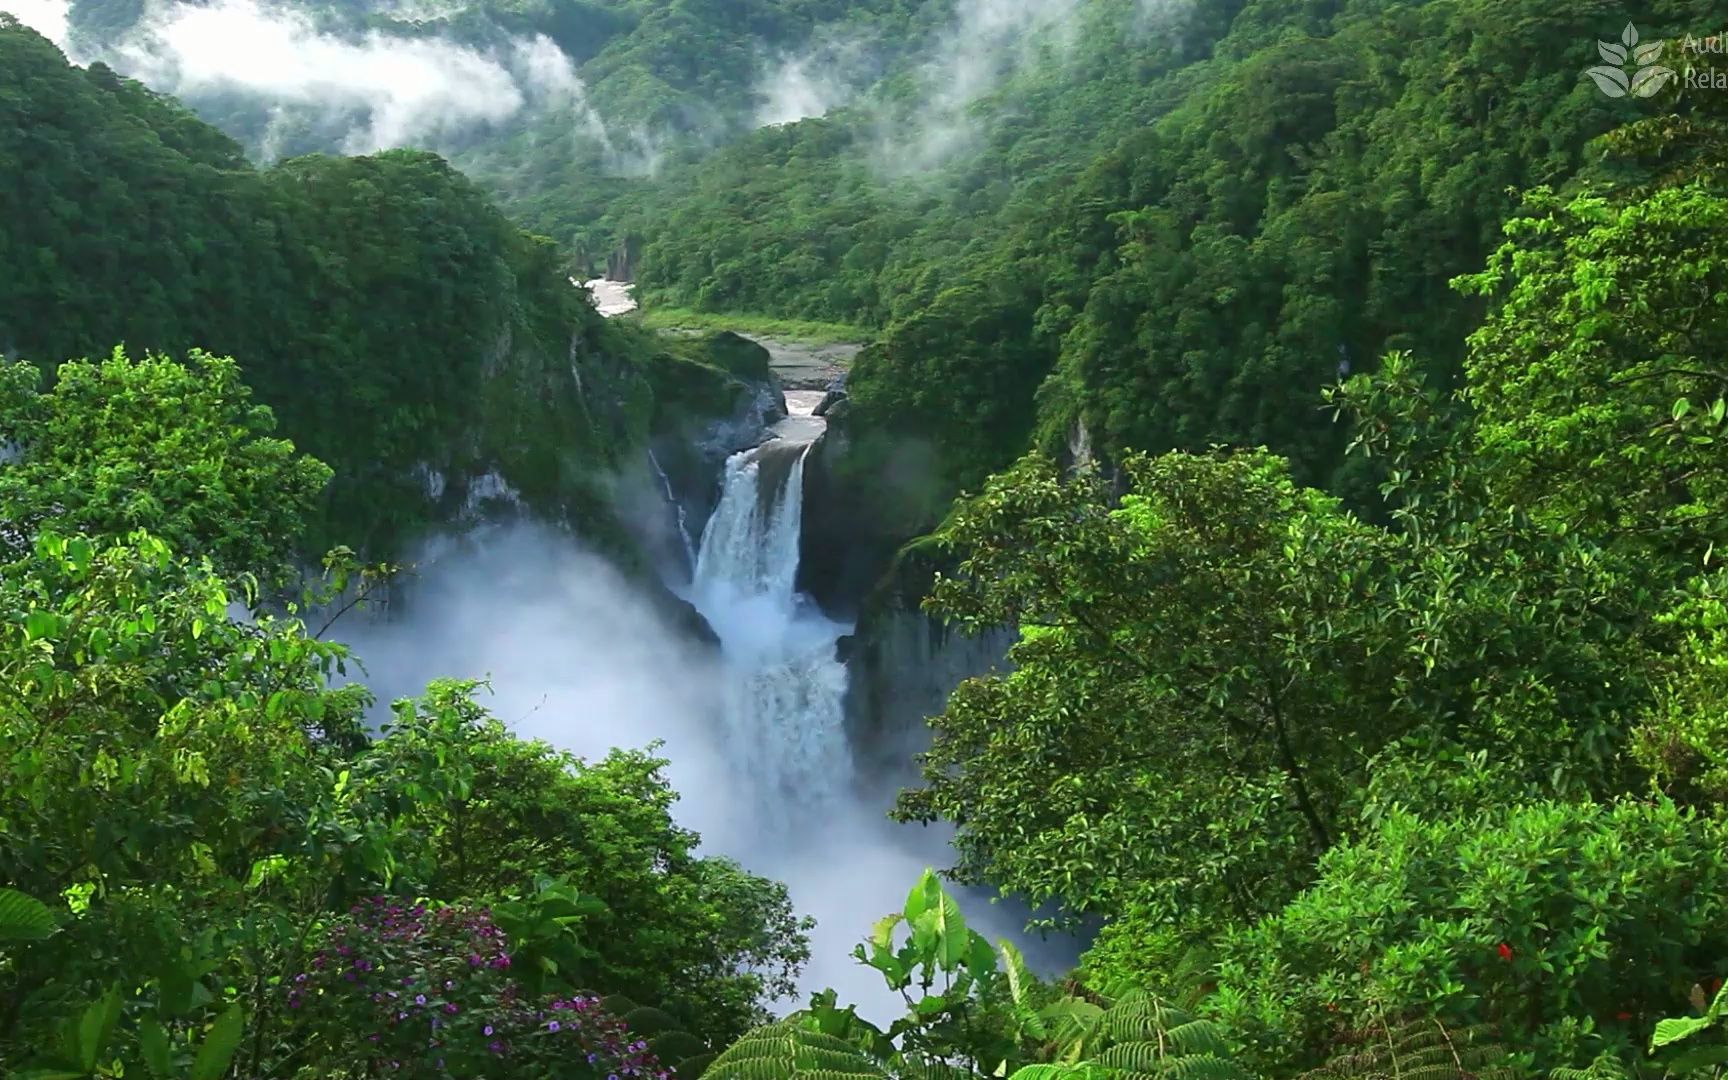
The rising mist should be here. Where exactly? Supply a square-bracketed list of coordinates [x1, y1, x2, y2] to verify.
[329, 521, 1067, 1025]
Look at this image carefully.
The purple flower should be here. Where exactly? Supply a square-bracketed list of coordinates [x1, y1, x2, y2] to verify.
[483, 1026, 494, 1037]
[443, 1003, 458, 1015]
[548, 1021, 562, 1033]
[415, 995, 427, 1006]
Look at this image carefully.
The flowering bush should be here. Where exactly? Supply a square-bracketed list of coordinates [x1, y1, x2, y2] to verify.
[289, 897, 671, 1079]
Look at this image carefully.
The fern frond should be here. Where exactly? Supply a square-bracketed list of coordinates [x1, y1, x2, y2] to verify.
[1551, 1052, 1633, 1080]
[1097, 1044, 1169, 1073]
[1099, 991, 1195, 1043]
[704, 1022, 892, 1080]
[895, 1056, 979, 1080]
[1006, 1064, 1109, 1080]
[1095, 1044, 1248, 1080]
[1163, 1020, 1230, 1059]
[1160, 1056, 1251, 1080]
[1300, 1016, 1520, 1080]
[1041, 998, 1108, 1062]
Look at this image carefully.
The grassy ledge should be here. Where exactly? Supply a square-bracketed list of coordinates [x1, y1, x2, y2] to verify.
[631, 305, 870, 346]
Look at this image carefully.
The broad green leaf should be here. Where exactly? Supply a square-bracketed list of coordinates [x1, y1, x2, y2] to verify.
[244, 855, 288, 890]
[189, 1004, 245, 1080]
[904, 868, 941, 923]
[0, 888, 57, 942]
[76, 987, 122, 1072]
[138, 1016, 172, 1079]
[1664, 1044, 1728, 1074]
[1652, 1015, 1712, 1049]
[24, 610, 59, 641]
[14, 1067, 88, 1080]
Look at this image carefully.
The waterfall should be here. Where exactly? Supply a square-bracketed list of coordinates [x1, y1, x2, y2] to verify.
[648, 448, 698, 570]
[692, 437, 853, 831]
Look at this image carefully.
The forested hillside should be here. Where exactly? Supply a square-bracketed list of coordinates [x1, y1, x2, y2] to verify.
[0, 15, 770, 558]
[7, 2, 1728, 1080]
[195, 0, 1713, 557]
[613, 0, 1724, 503]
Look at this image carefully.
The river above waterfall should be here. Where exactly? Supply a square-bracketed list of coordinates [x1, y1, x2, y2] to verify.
[581, 277, 638, 316]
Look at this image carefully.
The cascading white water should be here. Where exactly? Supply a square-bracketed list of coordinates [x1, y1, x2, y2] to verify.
[648, 448, 698, 570]
[691, 436, 853, 831]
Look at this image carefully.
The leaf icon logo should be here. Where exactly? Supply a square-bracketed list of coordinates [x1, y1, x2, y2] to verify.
[1631, 65, 1675, 97]
[1585, 65, 1630, 96]
[1584, 23, 1674, 100]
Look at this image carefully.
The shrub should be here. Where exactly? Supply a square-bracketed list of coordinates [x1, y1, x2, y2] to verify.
[289, 897, 669, 1079]
[1211, 800, 1728, 1072]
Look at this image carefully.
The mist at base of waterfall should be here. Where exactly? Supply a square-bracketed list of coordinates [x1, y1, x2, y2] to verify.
[333, 513, 1077, 1027]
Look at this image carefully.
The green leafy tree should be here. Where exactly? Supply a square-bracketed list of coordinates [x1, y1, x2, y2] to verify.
[893, 450, 1410, 925]
[1458, 184, 1728, 577]
[354, 681, 814, 1045]
[1213, 799, 1728, 1072]
[0, 348, 331, 579]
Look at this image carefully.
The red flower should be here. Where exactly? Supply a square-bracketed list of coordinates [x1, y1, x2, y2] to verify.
[1616, 1011, 1633, 1022]
[1496, 943, 1513, 961]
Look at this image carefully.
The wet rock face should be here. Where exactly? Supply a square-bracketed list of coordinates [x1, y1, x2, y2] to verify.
[606, 238, 638, 282]
[812, 389, 847, 417]
[843, 602, 1016, 789]
[796, 421, 891, 619]
[652, 375, 787, 550]
[752, 340, 860, 391]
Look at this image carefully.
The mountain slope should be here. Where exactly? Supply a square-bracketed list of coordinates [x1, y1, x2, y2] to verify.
[0, 16, 652, 554]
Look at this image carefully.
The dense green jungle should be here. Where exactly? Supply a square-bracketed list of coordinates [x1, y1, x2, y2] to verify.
[5, 0, 1728, 1078]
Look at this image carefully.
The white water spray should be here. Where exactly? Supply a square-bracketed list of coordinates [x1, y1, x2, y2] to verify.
[691, 435, 853, 832]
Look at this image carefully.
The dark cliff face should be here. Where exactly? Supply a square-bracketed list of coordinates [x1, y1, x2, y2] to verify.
[843, 601, 1017, 791]
[641, 332, 787, 560]
[798, 422, 888, 621]
[796, 405, 949, 621]
[797, 424, 1017, 777]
